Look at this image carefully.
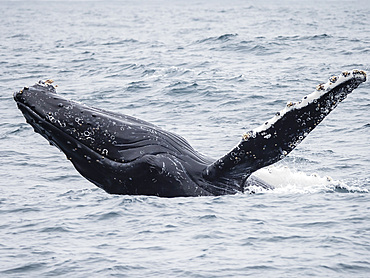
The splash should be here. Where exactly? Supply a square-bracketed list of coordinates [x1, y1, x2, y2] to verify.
[249, 165, 368, 194]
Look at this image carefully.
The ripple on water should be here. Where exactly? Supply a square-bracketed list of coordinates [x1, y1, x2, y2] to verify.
[1, 263, 47, 275]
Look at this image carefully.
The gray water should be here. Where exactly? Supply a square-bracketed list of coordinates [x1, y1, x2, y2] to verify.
[1, 0, 370, 277]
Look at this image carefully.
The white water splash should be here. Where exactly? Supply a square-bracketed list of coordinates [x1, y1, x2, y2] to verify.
[250, 165, 368, 194]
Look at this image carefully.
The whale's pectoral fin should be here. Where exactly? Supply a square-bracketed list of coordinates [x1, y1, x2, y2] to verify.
[203, 70, 367, 190]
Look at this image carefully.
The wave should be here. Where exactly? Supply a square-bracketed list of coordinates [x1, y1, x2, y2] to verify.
[1, 263, 47, 275]
[275, 34, 331, 41]
[196, 33, 238, 44]
[102, 39, 139, 46]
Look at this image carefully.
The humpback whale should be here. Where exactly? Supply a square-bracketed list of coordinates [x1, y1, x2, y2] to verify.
[14, 70, 366, 197]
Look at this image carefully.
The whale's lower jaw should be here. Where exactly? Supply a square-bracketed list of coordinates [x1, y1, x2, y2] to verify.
[14, 70, 367, 197]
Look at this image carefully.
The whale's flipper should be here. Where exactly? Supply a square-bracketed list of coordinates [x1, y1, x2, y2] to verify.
[203, 70, 367, 191]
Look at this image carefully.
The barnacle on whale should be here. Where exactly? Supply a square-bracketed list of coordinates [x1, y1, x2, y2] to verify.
[329, 76, 338, 83]
[316, 83, 325, 91]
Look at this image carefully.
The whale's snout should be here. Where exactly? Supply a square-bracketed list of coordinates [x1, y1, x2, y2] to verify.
[13, 86, 29, 103]
[14, 80, 57, 106]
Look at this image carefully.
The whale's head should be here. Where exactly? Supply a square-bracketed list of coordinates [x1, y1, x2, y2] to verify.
[14, 81, 130, 192]
[14, 81, 211, 196]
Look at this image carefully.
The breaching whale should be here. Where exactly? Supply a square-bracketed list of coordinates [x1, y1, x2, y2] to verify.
[14, 70, 366, 197]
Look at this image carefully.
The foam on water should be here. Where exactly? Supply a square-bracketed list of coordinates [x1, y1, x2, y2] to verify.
[251, 165, 368, 194]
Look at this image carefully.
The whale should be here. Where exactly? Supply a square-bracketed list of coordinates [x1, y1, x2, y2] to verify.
[14, 70, 366, 197]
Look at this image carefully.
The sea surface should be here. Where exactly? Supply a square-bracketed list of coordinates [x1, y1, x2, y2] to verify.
[1, 0, 370, 277]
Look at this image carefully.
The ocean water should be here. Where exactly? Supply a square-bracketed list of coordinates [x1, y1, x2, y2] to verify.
[1, 0, 370, 277]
